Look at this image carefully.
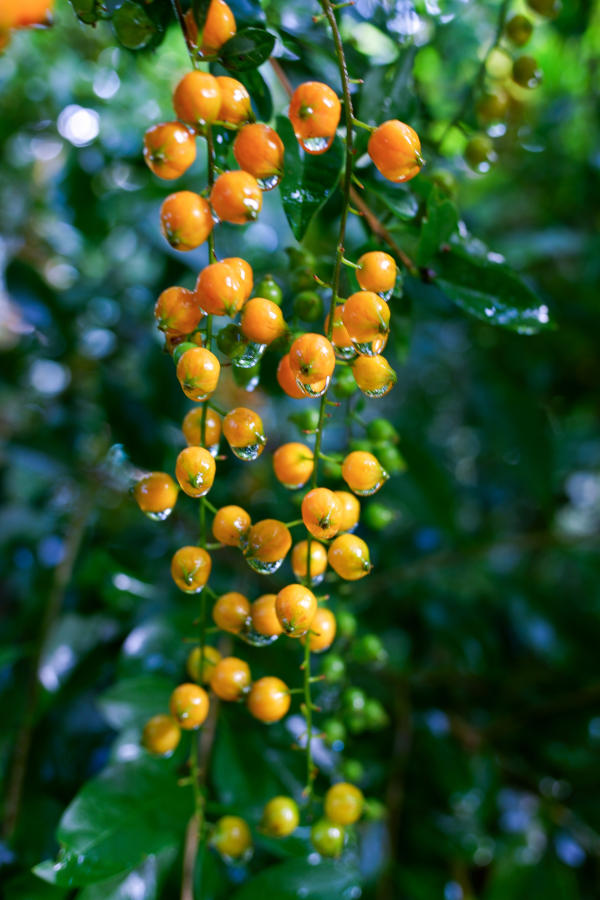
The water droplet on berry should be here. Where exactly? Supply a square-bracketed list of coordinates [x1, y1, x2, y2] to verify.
[295, 376, 331, 398]
[234, 341, 266, 369]
[359, 380, 395, 399]
[334, 344, 358, 361]
[300, 136, 330, 153]
[298, 571, 326, 588]
[230, 440, 265, 462]
[351, 338, 387, 357]
[245, 556, 285, 575]
[239, 627, 280, 648]
[144, 508, 174, 522]
[257, 173, 281, 191]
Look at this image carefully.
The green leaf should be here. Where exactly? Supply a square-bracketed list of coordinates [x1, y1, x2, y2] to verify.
[218, 28, 275, 72]
[417, 186, 458, 266]
[112, 2, 157, 51]
[230, 858, 361, 900]
[77, 850, 176, 900]
[277, 115, 344, 242]
[98, 675, 175, 731]
[434, 246, 553, 334]
[237, 68, 273, 122]
[34, 758, 192, 888]
[484, 856, 579, 900]
[67, 0, 105, 25]
[192, 0, 211, 33]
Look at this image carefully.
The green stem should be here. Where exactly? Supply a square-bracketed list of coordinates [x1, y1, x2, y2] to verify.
[202, 496, 218, 515]
[303, 635, 314, 792]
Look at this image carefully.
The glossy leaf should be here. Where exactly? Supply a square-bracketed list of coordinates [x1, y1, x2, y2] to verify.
[218, 28, 276, 72]
[417, 187, 458, 266]
[230, 858, 362, 900]
[434, 246, 553, 333]
[192, 0, 211, 32]
[77, 850, 176, 900]
[277, 115, 344, 241]
[98, 675, 175, 730]
[238, 67, 273, 122]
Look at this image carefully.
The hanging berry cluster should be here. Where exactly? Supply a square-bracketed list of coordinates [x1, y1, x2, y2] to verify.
[133, 0, 422, 870]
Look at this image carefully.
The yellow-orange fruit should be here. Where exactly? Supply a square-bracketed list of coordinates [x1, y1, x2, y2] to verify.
[301, 607, 336, 652]
[173, 71, 222, 128]
[143, 122, 196, 180]
[212, 591, 251, 633]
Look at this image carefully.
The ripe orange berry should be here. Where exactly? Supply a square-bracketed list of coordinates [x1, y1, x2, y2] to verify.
[301, 487, 344, 539]
[342, 450, 388, 496]
[342, 292, 390, 354]
[187, 645, 221, 683]
[173, 71, 222, 129]
[215, 76, 253, 126]
[245, 519, 292, 572]
[184, 0, 236, 55]
[142, 714, 181, 755]
[352, 354, 397, 398]
[277, 353, 307, 399]
[210, 656, 251, 701]
[289, 81, 341, 154]
[368, 120, 423, 183]
[275, 584, 317, 637]
[212, 591, 251, 633]
[160, 191, 213, 252]
[212, 816, 252, 860]
[301, 606, 336, 653]
[273, 442, 314, 489]
[233, 123, 284, 187]
[175, 446, 216, 498]
[289, 333, 336, 385]
[241, 297, 286, 345]
[171, 545, 212, 593]
[155, 286, 203, 336]
[210, 171, 262, 225]
[176, 346, 220, 400]
[134, 472, 179, 520]
[212, 505, 251, 548]
[247, 676, 291, 723]
[357, 251, 397, 295]
[261, 796, 300, 837]
[325, 305, 355, 360]
[251, 594, 284, 637]
[222, 256, 253, 301]
[324, 782, 364, 825]
[223, 407, 266, 460]
[182, 407, 221, 450]
[169, 683, 209, 729]
[334, 490, 360, 532]
[291, 539, 328, 585]
[328, 533, 371, 581]
[143, 122, 196, 180]
[194, 261, 245, 317]
[0, 0, 53, 27]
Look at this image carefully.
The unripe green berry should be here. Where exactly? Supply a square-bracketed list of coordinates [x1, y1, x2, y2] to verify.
[322, 459, 343, 480]
[323, 718, 346, 746]
[505, 14, 533, 46]
[254, 274, 283, 306]
[293, 290, 324, 321]
[353, 633, 387, 665]
[527, 0, 561, 17]
[332, 366, 357, 399]
[363, 502, 395, 531]
[217, 323, 247, 359]
[311, 818, 345, 857]
[367, 418, 398, 443]
[321, 654, 346, 683]
[363, 798, 387, 821]
[172, 341, 198, 365]
[465, 133, 496, 172]
[349, 438, 372, 454]
[363, 698, 390, 730]
[341, 758, 364, 783]
[373, 444, 406, 475]
[512, 56, 543, 88]
[343, 687, 366, 713]
[337, 610, 357, 639]
[289, 408, 320, 433]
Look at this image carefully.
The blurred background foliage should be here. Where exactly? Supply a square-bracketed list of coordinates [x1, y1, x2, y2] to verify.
[1, 0, 599, 898]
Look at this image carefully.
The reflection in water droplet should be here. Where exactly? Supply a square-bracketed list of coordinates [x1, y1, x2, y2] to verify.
[231, 441, 264, 461]
[352, 336, 388, 357]
[359, 380, 395, 399]
[207, 442, 220, 458]
[334, 344, 357, 361]
[257, 173, 281, 191]
[235, 341, 266, 369]
[295, 376, 330, 398]
[300, 136, 331, 153]
[144, 508, 173, 522]
[240, 626, 279, 648]
[246, 556, 285, 574]
[299, 572, 325, 588]
[352, 471, 389, 497]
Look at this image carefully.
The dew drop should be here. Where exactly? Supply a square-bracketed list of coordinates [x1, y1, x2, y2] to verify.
[230, 441, 264, 462]
[299, 572, 325, 588]
[295, 376, 330, 398]
[359, 380, 395, 399]
[257, 173, 281, 191]
[240, 626, 280, 647]
[245, 556, 285, 575]
[144, 508, 173, 522]
[300, 136, 331, 153]
[334, 344, 358, 361]
[352, 337, 388, 357]
[235, 341, 266, 369]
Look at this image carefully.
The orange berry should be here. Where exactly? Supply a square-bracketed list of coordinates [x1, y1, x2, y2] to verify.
[291, 539, 328, 585]
[212, 815, 252, 859]
[134, 472, 178, 519]
[233, 123, 284, 187]
[222, 256, 253, 301]
[247, 676, 291, 723]
[173, 71, 222, 129]
[275, 584, 317, 637]
[171, 545, 212, 593]
[0, 0, 53, 27]
[176, 347, 220, 401]
[289, 333, 335, 385]
[215, 76, 253, 126]
[210, 656, 251, 701]
[194, 261, 245, 317]
[368, 120, 423, 183]
[160, 191, 213, 252]
[169, 683, 209, 729]
[142, 714, 181, 755]
[175, 446, 216, 498]
[251, 594, 284, 637]
[277, 353, 307, 399]
[210, 170, 262, 225]
[301, 487, 344, 540]
[241, 297, 286, 345]
[189, 0, 236, 54]
[212, 591, 251, 634]
[155, 286, 203, 336]
[342, 450, 388, 496]
[187, 645, 221, 683]
[212, 505, 251, 548]
[325, 305, 355, 360]
[182, 407, 221, 450]
[356, 251, 397, 295]
[324, 782, 364, 825]
[143, 122, 196, 180]
[334, 490, 360, 532]
[289, 81, 341, 154]
[273, 442, 314, 489]
[245, 519, 292, 572]
[328, 533, 371, 581]
[223, 407, 266, 460]
[342, 292, 390, 354]
[352, 354, 397, 398]
[301, 607, 336, 653]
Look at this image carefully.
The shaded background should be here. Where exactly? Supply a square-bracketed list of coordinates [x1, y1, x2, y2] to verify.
[1, 0, 599, 898]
